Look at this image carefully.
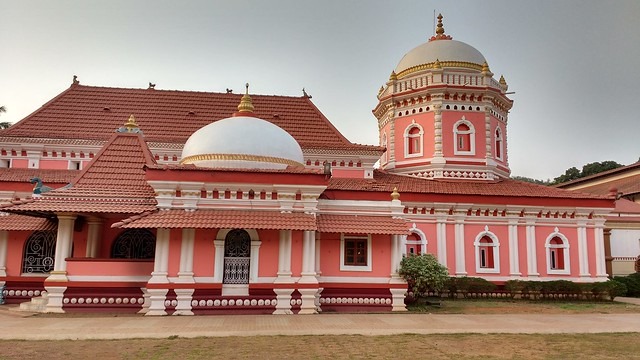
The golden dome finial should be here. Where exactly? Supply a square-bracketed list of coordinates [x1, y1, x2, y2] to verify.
[433, 58, 442, 69]
[429, 13, 453, 41]
[482, 61, 493, 76]
[389, 71, 397, 81]
[391, 187, 400, 201]
[237, 83, 255, 113]
[124, 115, 139, 132]
[378, 86, 385, 95]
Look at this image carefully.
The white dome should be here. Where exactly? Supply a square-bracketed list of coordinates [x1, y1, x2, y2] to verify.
[181, 116, 304, 169]
[395, 39, 486, 74]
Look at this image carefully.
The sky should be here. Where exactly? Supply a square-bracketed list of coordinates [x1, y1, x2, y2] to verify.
[1, 0, 639, 180]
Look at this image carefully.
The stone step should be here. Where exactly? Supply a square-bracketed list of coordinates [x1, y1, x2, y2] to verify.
[16, 293, 49, 313]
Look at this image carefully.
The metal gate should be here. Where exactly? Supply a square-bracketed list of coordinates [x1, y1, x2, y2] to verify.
[223, 229, 251, 284]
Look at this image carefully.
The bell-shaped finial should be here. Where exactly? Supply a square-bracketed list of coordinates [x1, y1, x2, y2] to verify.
[116, 114, 143, 134]
[429, 13, 453, 41]
[236, 83, 255, 114]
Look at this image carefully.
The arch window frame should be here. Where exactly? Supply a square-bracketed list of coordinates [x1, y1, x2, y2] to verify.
[545, 230, 571, 275]
[453, 118, 476, 155]
[381, 132, 389, 164]
[403, 122, 424, 158]
[404, 225, 428, 256]
[473, 228, 500, 274]
[215, 228, 262, 284]
[495, 126, 504, 161]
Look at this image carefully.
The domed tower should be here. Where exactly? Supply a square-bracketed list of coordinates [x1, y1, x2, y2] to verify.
[373, 14, 513, 180]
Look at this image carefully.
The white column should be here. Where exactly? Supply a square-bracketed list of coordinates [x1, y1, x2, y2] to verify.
[249, 240, 261, 282]
[454, 220, 466, 275]
[436, 215, 447, 267]
[85, 217, 102, 258]
[525, 220, 539, 277]
[0, 230, 7, 278]
[147, 228, 170, 316]
[508, 219, 521, 276]
[213, 239, 225, 283]
[178, 228, 195, 281]
[594, 222, 608, 279]
[45, 213, 76, 313]
[300, 230, 317, 281]
[390, 235, 399, 276]
[577, 222, 590, 277]
[314, 232, 321, 275]
[275, 229, 293, 282]
[389, 233, 407, 312]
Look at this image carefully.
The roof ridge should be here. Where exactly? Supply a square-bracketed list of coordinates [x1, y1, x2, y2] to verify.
[71, 84, 309, 99]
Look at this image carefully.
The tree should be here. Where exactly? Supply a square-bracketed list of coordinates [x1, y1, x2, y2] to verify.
[552, 161, 624, 185]
[0, 106, 11, 129]
[553, 166, 581, 184]
[399, 253, 450, 297]
[511, 175, 551, 186]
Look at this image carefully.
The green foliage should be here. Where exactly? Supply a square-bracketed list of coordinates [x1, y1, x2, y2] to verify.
[613, 273, 640, 297]
[446, 277, 496, 298]
[552, 161, 624, 185]
[398, 254, 450, 297]
[511, 176, 552, 186]
[504, 280, 525, 298]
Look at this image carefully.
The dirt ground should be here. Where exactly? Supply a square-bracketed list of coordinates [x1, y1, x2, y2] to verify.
[2, 333, 640, 360]
[409, 299, 640, 314]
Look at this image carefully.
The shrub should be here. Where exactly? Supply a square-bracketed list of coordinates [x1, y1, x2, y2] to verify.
[599, 280, 628, 300]
[446, 277, 496, 298]
[504, 280, 525, 298]
[399, 254, 450, 297]
[613, 274, 640, 297]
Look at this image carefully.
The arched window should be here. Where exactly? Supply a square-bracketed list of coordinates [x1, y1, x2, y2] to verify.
[474, 229, 499, 273]
[453, 118, 475, 155]
[495, 127, 503, 160]
[404, 123, 423, 158]
[223, 229, 251, 284]
[111, 229, 156, 259]
[545, 230, 570, 274]
[404, 226, 427, 256]
[381, 132, 388, 164]
[22, 230, 57, 274]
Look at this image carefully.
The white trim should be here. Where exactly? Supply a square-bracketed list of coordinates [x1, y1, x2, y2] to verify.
[473, 227, 500, 274]
[453, 117, 476, 155]
[403, 121, 424, 158]
[545, 228, 571, 275]
[406, 223, 428, 255]
[381, 132, 388, 165]
[340, 234, 372, 272]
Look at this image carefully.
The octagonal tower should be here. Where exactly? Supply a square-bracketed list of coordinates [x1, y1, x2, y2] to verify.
[373, 14, 513, 180]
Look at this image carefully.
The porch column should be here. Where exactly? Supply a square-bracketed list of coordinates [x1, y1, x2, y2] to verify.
[577, 221, 590, 277]
[603, 228, 613, 277]
[389, 234, 407, 312]
[594, 221, 608, 279]
[250, 240, 262, 283]
[174, 228, 195, 316]
[0, 230, 7, 278]
[454, 219, 466, 275]
[299, 230, 318, 314]
[508, 219, 521, 276]
[147, 228, 170, 316]
[276, 230, 293, 281]
[525, 219, 539, 277]
[436, 214, 447, 267]
[85, 217, 103, 258]
[45, 213, 76, 313]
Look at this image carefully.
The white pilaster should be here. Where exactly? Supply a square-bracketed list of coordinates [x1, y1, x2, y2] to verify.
[213, 239, 225, 283]
[508, 220, 521, 276]
[178, 228, 195, 281]
[47, 213, 76, 283]
[525, 220, 539, 277]
[315, 233, 321, 275]
[594, 222, 608, 279]
[146, 228, 170, 316]
[436, 214, 447, 267]
[300, 230, 317, 281]
[272, 288, 294, 315]
[250, 240, 261, 282]
[454, 220, 466, 275]
[85, 217, 102, 258]
[173, 288, 195, 316]
[577, 222, 590, 277]
[0, 230, 7, 278]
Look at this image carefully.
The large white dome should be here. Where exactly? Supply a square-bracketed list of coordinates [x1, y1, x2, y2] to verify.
[180, 116, 304, 169]
[395, 39, 486, 75]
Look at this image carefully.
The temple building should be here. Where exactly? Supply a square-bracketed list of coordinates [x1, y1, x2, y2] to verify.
[0, 15, 615, 314]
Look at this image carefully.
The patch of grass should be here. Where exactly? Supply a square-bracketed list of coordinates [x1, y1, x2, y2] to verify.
[406, 298, 640, 314]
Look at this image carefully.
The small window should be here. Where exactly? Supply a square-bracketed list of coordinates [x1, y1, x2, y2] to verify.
[404, 123, 424, 158]
[69, 160, 81, 170]
[340, 235, 372, 271]
[453, 119, 475, 155]
[0, 159, 10, 168]
[545, 232, 570, 274]
[495, 127, 503, 160]
[474, 230, 500, 273]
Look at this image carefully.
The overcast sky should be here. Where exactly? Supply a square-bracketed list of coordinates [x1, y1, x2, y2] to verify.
[1, 0, 638, 180]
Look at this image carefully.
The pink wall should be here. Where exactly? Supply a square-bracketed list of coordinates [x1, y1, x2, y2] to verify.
[10, 159, 28, 168]
[6, 231, 29, 276]
[167, 229, 181, 276]
[257, 229, 278, 277]
[518, 226, 528, 276]
[193, 229, 214, 277]
[445, 223, 456, 274]
[587, 227, 597, 277]
[290, 231, 303, 277]
[66, 258, 153, 276]
[441, 112, 486, 158]
[318, 233, 392, 277]
[331, 169, 366, 178]
[393, 113, 435, 162]
[39, 160, 69, 170]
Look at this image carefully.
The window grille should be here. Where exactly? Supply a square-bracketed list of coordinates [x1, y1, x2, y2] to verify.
[223, 229, 251, 284]
[22, 231, 57, 273]
[111, 229, 156, 259]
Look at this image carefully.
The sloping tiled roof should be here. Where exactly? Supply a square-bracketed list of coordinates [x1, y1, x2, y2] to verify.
[558, 176, 640, 198]
[327, 170, 608, 199]
[612, 198, 640, 214]
[113, 209, 317, 230]
[1, 132, 157, 215]
[317, 214, 409, 235]
[0, 168, 79, 184]
[1, 84, 381, 153]
[0, 213, 56, 231]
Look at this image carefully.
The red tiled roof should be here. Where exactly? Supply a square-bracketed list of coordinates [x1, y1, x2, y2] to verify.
[0, 213, 56, 231]
[0, 168, 78, 184]
[612, 199, 640, 214]
[558, 176, 640, 198]
[1, 132, 157, 214]
[113, 209, 317, 230]
[317, 214, 409, 235]
[1, 84, 381, 153]
[327, 170, 608, 199]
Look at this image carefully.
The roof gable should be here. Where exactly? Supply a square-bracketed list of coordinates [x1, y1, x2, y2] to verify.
[1, 84, 381, 153]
